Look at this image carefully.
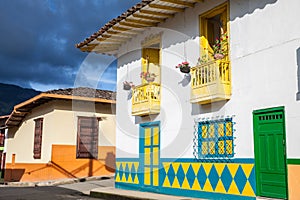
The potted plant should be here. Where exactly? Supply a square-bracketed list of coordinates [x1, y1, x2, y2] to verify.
[140, 72, 157, 82]
[212, 32, 228, 60]
[123, 81, 134, 90]
[175, 61, 191, 73]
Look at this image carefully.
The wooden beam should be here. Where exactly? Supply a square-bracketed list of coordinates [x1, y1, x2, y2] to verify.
[106, 29, 138, 36]
[96, 37, 127, 43]
[160, 0, 194, 7]
[133, 13, 166, 22]
[80, 46, 93, 52]
[139, 9, 174, 18]
[119, 21, 149, 29]
[94, 47, 119, 53]
[112, 26, 132, 32]
[107, 35, 132, 41]
[86, 43, 98, 48]
[97, 44, 121, 49]
[125, 18, 158, 27]
[148, 4, 185, 12]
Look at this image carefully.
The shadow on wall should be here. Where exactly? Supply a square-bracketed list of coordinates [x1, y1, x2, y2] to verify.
[105, 151, 115, 172]
[4, 169, 25, 182]
[296, 47, 300, 100]
[4, 146, 116, 182]
[191, 100, 227, 115]
[230, 0, 278, 21]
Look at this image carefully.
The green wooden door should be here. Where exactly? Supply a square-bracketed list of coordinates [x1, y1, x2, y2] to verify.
[253, 107, 288, 199]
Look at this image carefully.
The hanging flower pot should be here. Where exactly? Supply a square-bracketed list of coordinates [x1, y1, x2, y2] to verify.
[176, 61, 191, 74]
[123, 81, 134, 90]
[180, 66, 190, 73]
[140, 72, 156, 83]
[145, 77, 155, 82]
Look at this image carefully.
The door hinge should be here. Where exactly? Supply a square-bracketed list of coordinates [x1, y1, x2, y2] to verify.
[282, 139, 285, 145]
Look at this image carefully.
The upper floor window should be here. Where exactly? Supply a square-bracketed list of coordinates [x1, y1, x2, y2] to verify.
[33, 118, 43, 159]
[77, 117, 99, 159]
[200, 4, 228, 61]
[141, 34, 161, 85]
[197, 118, 234, 159]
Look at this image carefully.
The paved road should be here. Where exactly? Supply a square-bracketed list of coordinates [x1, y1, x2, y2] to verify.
[0, 178, 114, 200]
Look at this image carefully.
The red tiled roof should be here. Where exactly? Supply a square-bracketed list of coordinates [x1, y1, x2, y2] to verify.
[76, 0, 200, 54]
[76, 0, 154, 49]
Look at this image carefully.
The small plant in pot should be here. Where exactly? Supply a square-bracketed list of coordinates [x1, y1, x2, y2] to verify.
[175, 61, 191, 73]
[212, 32, 228, 60]
[123, 81, 134, 90]
[140, 72, 157, 83]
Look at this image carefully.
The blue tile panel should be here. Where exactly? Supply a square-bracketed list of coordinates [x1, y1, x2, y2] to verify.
[115, 158, 256, 199]
[162, 162, 256, 197]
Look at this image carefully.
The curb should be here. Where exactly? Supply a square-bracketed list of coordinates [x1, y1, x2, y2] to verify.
[89, 187, 205, 200]
[90, 188, 156, 200]
[1, 174, 114, 187]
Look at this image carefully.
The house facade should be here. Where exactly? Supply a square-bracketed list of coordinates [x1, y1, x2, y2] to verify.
[4, 88, 116, 182]
[0, 115, 8, 182]
[77, 0, 300, 199]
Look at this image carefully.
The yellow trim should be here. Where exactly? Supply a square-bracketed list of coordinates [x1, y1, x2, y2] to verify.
[199, 2, 229, 57]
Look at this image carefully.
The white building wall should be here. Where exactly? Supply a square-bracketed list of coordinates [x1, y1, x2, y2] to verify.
[116, 0, 300, 159]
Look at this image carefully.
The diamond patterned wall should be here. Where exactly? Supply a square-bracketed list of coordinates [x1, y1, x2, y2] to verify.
[115, 162, 139, 184]
[161, 162, 256, 197]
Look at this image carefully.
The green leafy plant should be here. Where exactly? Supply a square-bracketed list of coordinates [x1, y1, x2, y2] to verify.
[212, 32, 228, 59]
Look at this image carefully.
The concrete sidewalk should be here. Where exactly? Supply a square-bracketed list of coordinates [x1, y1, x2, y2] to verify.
[0, 174, 114, 187]
[90, 187, 205, 200]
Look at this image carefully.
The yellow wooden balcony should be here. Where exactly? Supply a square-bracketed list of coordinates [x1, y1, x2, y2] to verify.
[132, 83, 160, 116]
[190, 59, 231, 104]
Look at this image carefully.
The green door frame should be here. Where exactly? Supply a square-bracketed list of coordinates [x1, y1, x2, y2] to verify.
[253, 106, 288, 199]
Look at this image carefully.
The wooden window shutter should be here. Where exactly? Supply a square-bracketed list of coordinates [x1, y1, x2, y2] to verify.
[77, 117, 99, 159]
[33, 118, 43, 159]
[0, 129, 5, 147]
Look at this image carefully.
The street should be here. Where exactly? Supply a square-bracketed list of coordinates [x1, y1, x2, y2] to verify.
[0, 178, 113, 200]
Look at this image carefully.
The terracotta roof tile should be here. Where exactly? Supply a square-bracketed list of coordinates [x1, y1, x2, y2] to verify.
[45, 87, 116, 100]
[76, 0, 154, 49]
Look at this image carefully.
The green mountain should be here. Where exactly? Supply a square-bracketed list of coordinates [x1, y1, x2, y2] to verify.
[0, 83, 40, 116]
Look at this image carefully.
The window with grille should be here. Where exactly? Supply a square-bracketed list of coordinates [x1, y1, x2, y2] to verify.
[198, 118, 234, 158]
[77, 117, 99, 159]
[33, 118, 43, 159]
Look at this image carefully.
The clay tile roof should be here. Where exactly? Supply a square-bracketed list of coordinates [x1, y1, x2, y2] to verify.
[76, 0, 201, 55]
[76, 0, 154, 49]
[6, 87, 116, 127]
[45, 87, 116, 100]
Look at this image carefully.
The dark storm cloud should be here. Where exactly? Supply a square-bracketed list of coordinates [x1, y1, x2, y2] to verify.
[0, 0, 140, 90]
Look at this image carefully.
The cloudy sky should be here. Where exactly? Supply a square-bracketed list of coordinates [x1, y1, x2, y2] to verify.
[0, 0, 140, 91]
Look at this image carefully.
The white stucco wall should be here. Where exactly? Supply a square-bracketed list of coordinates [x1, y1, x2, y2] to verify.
[6, 100, 115, 163]
[116, 0, 300, 159]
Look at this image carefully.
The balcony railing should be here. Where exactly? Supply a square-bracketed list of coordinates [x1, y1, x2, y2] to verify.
[132, 83, 160, 116]
[190, 59, 231, 104]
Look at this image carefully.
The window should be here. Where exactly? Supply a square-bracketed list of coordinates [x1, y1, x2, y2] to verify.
[141, 34, 161, 85]
[0, 129, 5, 147]
[198, 118, 234, 158]
[200, 4, 228, 60]
[33, 118, 43, 159]
[77, 117, 99, 159]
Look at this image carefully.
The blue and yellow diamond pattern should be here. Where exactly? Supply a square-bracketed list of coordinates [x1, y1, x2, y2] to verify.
[115, 162, 140, 184]
[161, 162, 256, 197]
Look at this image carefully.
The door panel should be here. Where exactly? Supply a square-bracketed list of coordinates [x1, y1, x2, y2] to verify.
[253, 109, 287, 199]
[140, 123, 160, 188]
